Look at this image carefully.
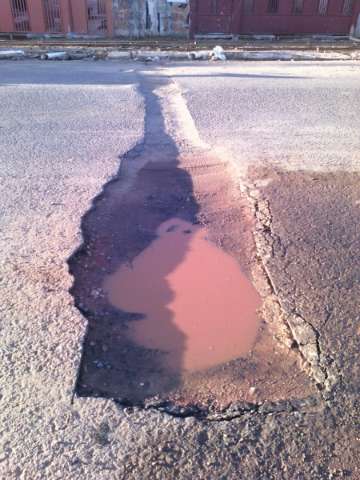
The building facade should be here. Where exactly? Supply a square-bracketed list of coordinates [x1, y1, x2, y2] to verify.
[0, 0, 358, 38]
[190, 0, 360, 36]
[0, 0, 190, 37]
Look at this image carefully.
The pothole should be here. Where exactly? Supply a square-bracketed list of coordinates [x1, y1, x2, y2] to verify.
[68, 74, 318, 417]
[70, 155, 317, 415]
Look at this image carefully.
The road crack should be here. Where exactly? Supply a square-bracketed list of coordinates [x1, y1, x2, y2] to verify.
[117, 395, 322, 422]
[243, 183, 330, 389]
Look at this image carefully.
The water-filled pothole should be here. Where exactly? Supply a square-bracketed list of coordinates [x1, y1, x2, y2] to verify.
[70, 74, 318, 413]
[104, 217, 261, 373]
[72, 158, 317, 412]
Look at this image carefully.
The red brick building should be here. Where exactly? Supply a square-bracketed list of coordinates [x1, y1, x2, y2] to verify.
[190, 0, 360, 36]
[0, 0, 359, 38]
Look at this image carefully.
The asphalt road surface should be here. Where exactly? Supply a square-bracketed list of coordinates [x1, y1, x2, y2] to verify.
[0, 60, 359, 480]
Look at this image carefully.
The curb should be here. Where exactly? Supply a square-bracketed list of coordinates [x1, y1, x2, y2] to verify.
[1, 47, 360, 62]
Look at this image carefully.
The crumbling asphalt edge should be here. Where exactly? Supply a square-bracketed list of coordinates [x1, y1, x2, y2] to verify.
[241, 180, 334, 394]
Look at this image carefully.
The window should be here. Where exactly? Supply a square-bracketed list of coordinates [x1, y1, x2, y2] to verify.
[43, 0, 62, 33]
[10, 0, 30, 32]
[268, 0, 279, 14]
[145, 1, 151, 30]
[318, 0, 328, 15]
[243, 0, 254, 14]
[293, 0, 304, 14]
[342, 0, 354, 15]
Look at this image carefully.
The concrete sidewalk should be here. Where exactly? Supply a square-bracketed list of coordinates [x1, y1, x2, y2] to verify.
[1, 36, 360, 61]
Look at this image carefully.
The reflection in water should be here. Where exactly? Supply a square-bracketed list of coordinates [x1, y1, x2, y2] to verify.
[104, 218, 261, 373]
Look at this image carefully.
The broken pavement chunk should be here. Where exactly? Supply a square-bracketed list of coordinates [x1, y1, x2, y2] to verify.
[42, 51, 69, 60]
[211, 46, 227, 61]
[0, 50, 25, 60]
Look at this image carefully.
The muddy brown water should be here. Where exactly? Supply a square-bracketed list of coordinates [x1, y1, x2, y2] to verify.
[72, 159, 317, 410]
[104, 218, 261, 374]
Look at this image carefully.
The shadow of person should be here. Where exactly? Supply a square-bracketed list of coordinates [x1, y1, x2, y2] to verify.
[70, 68, 200, 404]
[105, 218, 199, 374]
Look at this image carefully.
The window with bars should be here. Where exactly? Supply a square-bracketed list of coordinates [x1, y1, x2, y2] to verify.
[10, 0, 30, 32]
[87, 0, 107, 33]
[342, 0, 354, 15]
[268, 0, 279, 13]
[318, 0, 328, 15]
[293, 0, 304, 14]
[243, 0, 254, 14]
[43, 0, 62, 33]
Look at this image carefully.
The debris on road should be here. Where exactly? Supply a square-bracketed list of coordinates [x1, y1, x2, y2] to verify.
[144, 55, 161, 63]
[1, 40, 360, 62]
[107, 50, 131, 59]
[211, 45, 227, 61]
[0, 49, 25, 59]
[42, 51, 69, 60]
[188, 50, 211, 60]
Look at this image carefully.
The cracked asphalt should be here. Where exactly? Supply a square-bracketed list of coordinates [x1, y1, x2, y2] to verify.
[0, 60, 360, 479]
